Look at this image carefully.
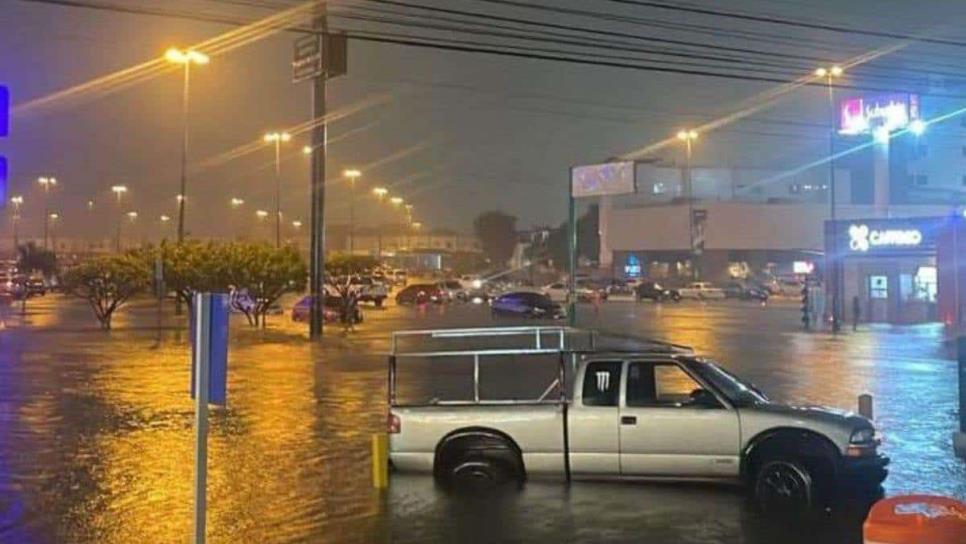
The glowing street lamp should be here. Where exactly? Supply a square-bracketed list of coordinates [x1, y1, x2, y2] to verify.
[127, 211, 138, 221]
[676, 129, 699, 278]
[389, 196, 404, 206]
[37, 176, 57, 249]
[815, 64, 844, 332]
[256, 209, 269, 219]
[302, 145, 313, 155]
[230, 197, 245, 208]
[909, 119, 927, 137]
[166, 47, 209, 245]
[343, 169, 362, 253]
[372, 187, 388, 200]
[48, 213, 60, 252]
[111, 185, 128, 252]
[292, 220, 302, 229]
[264, 132, 292, 248]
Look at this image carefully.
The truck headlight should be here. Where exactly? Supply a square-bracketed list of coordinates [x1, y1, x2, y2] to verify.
[846, 428, 879, 457]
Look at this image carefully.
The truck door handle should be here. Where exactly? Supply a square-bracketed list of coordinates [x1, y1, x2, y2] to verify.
[620, 416, 637, 425]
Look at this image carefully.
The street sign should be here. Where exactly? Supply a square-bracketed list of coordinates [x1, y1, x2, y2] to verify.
[571, 161, 636, 198]
[292, 32, 347, 83]
[190, 293, 229, 405]
[0, 86, 9, 137]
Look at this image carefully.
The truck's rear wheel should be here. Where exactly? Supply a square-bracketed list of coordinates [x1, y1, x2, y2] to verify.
[753, 459, 815, 513]
[449, 457, 515, 490]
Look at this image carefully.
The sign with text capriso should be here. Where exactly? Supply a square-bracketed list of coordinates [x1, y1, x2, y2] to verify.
[839, 93, 919, 136]
[571, 161, 636, 198]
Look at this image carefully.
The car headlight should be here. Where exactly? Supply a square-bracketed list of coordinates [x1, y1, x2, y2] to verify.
[472, 279, 483, 289]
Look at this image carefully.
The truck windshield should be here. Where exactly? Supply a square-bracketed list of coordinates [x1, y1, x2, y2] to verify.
[687, 360, 768, 407]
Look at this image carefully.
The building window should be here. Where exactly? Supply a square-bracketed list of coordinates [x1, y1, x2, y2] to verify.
[652, 182, 667, 195]
[869, 276, 889, 299]
[915, 174, 928, 186]
[917, 144, 928, 158]
[788, 184, 801, 194]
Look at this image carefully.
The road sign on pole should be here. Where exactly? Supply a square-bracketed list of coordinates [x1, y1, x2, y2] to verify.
[190, 292, 229, 544]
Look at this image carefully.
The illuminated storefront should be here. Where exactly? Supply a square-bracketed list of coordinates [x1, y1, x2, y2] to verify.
[825, 215, 963, 325]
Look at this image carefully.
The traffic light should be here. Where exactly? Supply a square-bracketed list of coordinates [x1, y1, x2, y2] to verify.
[801, 283, 810, 330]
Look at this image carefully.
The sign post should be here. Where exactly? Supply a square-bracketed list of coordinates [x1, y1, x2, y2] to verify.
[1, 85, 9, 209]
[191, 292, 229, 544]
[955, 337, 966, 459]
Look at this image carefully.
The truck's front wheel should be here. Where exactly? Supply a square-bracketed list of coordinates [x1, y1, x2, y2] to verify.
[448, 457, 515, 490]
[753, 459, 815, 513]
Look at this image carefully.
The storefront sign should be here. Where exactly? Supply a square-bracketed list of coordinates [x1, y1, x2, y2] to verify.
[793, 261, 815, 274]
[848, 224, 923, 252]
[839, 93, 920, 136]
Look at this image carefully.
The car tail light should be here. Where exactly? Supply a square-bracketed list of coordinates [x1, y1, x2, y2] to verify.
[388, 412, 401, 434]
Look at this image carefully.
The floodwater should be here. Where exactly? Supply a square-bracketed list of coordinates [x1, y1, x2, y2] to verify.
[0, 294, 964, 543]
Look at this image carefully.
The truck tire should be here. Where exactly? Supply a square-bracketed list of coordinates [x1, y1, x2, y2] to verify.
[435, 431, 524, 492]
[752, 458, 816, 513]
[448, 456, 515, 490]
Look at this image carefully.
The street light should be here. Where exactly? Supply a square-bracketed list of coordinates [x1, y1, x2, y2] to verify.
[48, 212, 59, 252]
[111, 185, 128, 252]
[166, 47, 209, 246]
[127, 211, 138, 221]
[343, 169, 362, 254]
[302, 145, 312, 155]
[264, 132, 292, 248]
[9, 196, 23, 249]
[676, 130, 699, 278]
[37, 176, 57, 250]
[372, 187, 388, 199]
[389, 196, 403, 206]
[816, 65, 844, 332]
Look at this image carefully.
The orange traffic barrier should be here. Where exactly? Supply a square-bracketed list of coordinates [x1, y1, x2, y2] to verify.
[864, 495, 966, 544]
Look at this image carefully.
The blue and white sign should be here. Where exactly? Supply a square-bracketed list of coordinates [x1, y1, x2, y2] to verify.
[848, 224, 923, 252]
[0, 85, 8, 137]
[831, 217, 941, 255]
[190, 293, 229, 406]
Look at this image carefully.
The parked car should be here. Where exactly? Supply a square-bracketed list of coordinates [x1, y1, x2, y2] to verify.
[392, 269, 408, 287]
[543, 281, 605, 303]
[636, 280, 681, 302]
[395, 283, 445, 305]
[459, 274, 485, 292]
[388, 327, 888, 513]
[490, 291, 566, 319]
[438, 280, 467, 302]
[25, 277, 47, 297]
[723, 281, 769, 301]
[349, 276, 389, 307]
[677, 282, 726, 300]
[291, 295, 362, 324]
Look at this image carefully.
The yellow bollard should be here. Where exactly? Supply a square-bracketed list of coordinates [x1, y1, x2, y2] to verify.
[372, 433, 389, 489]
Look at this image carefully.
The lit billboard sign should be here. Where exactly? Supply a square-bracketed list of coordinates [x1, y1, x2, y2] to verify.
[848, 224, 922, 252]
[839, 93, 920, 136]
[571, 161, 636, 198]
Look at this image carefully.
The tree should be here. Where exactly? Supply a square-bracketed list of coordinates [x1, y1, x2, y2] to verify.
[223, 243, 307, 327]
[324, 254, 379, 326]
[153, 241, 225, 312]
[17, 242, 57, 278]
[473, 211, 518, 267]
[61, 253, 151, 330]
[527, 205, 600, 270]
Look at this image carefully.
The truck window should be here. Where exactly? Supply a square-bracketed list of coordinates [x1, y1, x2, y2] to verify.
[582, 361, 622, 406]
[626, 362, 701, 407]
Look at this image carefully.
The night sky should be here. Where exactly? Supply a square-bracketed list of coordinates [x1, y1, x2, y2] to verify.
[2, 0, 965, 241]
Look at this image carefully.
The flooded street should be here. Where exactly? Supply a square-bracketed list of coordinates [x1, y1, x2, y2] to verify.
[1, 295, 964, 543]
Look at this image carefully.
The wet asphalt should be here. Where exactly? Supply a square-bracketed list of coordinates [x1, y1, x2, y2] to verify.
[0, 293, 964, 543]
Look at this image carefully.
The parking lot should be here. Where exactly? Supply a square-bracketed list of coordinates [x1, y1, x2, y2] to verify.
[0, 294, 964, 543]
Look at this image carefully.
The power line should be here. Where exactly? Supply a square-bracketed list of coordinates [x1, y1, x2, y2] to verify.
[603, 0, 966, 48]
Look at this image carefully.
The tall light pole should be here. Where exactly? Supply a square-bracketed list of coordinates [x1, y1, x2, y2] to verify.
[166, 47, 209, 246]
[160, 214, 171, 241]
[677, 130, 699, 279]
[816, 65, 843, 332]
[291, 219, 302, 246]
[264, 132, 291, 248]
[255, 209, 269, 241]
[48, 213, 59, 253]
[37, 176, 56, 250]
[372, 187, 388, 258]
[111, 185, 127, 252]
[343, 169, 361, 254]
[126, 211, 139, 249]
[9, 195, 23, 251]
[230, 197, 245, 240]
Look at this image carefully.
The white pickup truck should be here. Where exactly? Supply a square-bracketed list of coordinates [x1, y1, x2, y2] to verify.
[677, 281, 726, 300]
[388, 327, 887, 511]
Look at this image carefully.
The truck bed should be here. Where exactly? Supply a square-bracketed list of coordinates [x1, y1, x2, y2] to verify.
[390, 403, 567, 476]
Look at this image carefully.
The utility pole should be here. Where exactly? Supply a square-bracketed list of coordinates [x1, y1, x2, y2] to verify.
[308, 7, 327, 339]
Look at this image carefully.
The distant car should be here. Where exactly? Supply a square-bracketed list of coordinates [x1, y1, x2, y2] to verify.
[490, 291, 565, 319]
[678, 282, 726, 300]
[636, 280, 681, 302]
[723, 281, 769, 301]
[349, 276, 389, 307]
[543, 281, 604, 303]
[437, 280, 466, 302]
[392, 269, 408, 287]
[291, 295, 362, 324]
[395, 283, 445, 305]
[25, 277, 46, 297]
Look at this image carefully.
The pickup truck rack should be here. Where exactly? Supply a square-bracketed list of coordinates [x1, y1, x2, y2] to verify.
[388, 326, 692, 406]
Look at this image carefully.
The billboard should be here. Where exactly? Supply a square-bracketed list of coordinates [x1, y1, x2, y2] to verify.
[839, 93, 919, 136]
[571, 161, 635, 198]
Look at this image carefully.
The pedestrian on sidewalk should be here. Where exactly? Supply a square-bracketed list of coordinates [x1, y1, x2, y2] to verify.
[852, 295, 861, 332]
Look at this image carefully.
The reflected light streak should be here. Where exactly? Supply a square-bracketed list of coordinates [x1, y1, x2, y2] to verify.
[13, 1, 319, 117]
[617, 41, 910, 161]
